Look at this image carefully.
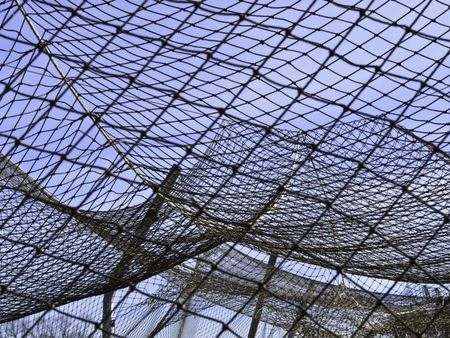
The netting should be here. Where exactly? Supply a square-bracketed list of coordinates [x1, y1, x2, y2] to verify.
[0, 0, 449, 337]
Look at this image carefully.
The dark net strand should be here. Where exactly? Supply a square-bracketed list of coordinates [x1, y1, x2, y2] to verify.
[0, 0, 449, 337]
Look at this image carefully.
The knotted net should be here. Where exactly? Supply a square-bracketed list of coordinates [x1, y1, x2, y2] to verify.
[0, 0, 449, 337]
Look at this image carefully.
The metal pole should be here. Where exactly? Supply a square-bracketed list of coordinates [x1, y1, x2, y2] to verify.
[108, 165, 180, 284]
[102, 291, 115, 338]
[247, 254, 277, 338]
[100, 166, 180, 337]
[176, 296, 192, 338]
[148, 257, 203, 338]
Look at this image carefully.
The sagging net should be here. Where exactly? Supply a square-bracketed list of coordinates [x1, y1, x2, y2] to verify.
[0, 0, 449, 337]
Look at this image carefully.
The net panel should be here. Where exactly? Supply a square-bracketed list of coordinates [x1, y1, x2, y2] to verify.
[0, 0, 449, 337]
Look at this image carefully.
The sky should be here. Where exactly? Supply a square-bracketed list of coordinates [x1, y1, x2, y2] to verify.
[0, 0, 449, 337]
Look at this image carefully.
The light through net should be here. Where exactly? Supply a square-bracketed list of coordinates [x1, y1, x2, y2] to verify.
[0, 0, 449, 337]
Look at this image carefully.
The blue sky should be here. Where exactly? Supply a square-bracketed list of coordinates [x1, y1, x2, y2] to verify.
[0, 0, 449, 337]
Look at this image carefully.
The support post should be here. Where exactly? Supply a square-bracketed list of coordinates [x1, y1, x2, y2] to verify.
[103, 167, 179, 337]
[247, 254, 277, 338]
[108, 165, 180, 284]
[148, 257, 203, 338]
[176, 296, 193, 338]
[102, 291, 115, 338]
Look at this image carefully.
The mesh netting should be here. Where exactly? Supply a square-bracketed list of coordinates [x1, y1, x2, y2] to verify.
[0, 0, 449, 337]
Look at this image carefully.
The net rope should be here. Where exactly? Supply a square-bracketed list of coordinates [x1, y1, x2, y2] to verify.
[0, 0, 449, 337]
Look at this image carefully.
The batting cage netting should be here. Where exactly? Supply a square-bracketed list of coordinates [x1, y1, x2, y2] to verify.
[0, 0, 449, 337]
